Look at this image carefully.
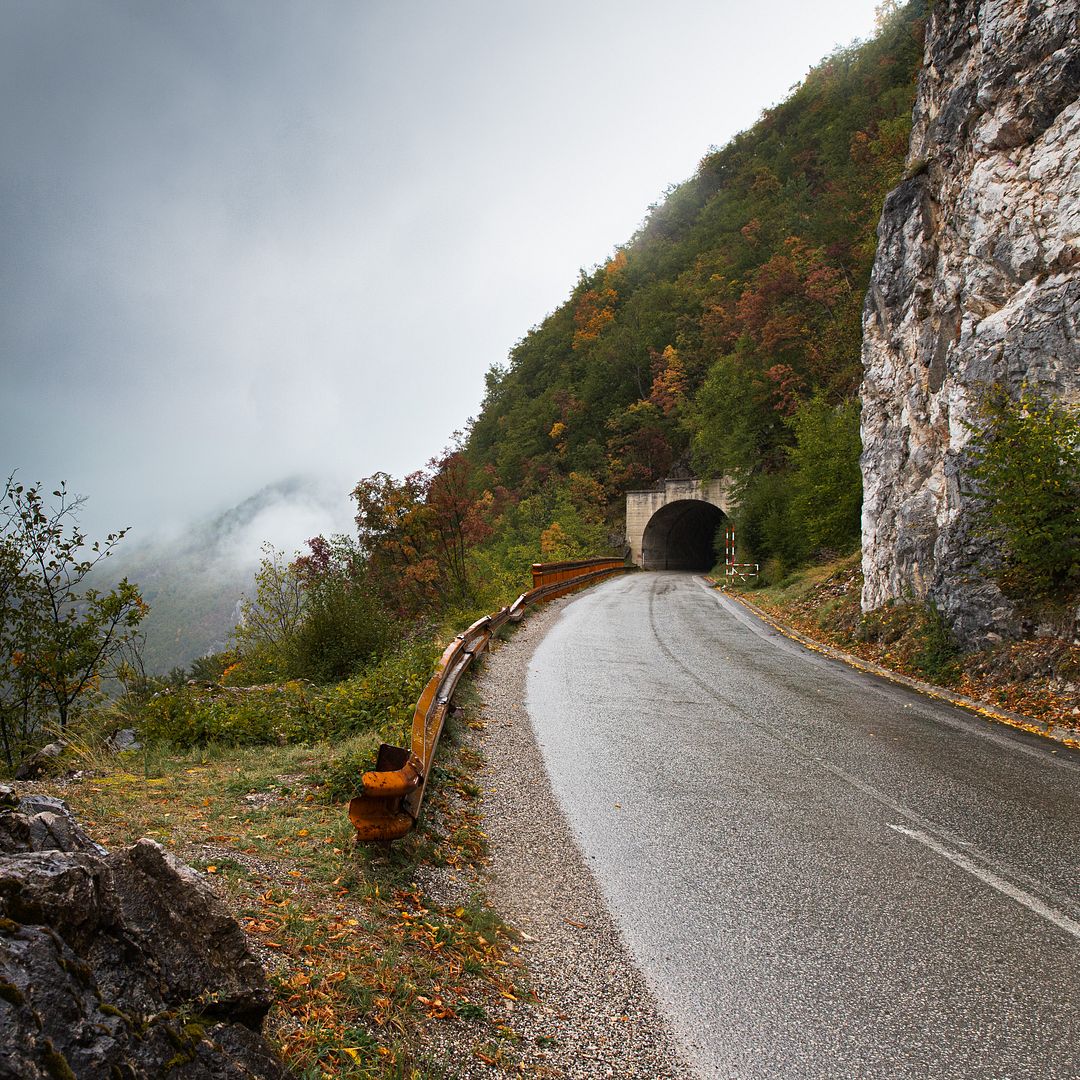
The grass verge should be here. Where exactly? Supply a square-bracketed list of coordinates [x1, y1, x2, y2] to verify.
[17, 683, 530, 1080]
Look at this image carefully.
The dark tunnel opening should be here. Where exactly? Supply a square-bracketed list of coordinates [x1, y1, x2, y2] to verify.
[640, 499, 726, 571]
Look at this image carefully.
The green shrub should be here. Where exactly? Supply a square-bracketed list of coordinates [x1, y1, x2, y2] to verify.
[911, 603, 960, 683]
[857, 599, 920, 646]
[309, 731, 385, 803]
[227, 540, 400, 686]
[965, 386, 1080, 604]
[138, 681, 316, 748]
[138, 636, 440, 750]
[188, 653, 231, 682]
[735, 472, 806, 572]
[858, 599, 960, 684]
[314, 637, 440, 743]
[289, 578, 391, 683]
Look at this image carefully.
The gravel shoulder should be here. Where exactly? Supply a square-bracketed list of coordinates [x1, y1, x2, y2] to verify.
[427, 595, 695, 1078]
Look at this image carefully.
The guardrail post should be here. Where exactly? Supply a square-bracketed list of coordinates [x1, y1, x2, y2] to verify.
[347, 743, 424, 841]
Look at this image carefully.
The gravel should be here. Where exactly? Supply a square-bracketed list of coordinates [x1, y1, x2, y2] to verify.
[419, 596, 696, 1079]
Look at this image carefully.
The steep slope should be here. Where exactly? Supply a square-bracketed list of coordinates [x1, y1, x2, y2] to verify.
[467, 3, 927, 572]
[860, 0, 1080, 641]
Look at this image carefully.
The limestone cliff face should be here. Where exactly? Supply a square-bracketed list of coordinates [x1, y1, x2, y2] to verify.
[860, 0, 1080, 641]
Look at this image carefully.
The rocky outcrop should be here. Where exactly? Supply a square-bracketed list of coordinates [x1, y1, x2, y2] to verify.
[860, 0, 1080, 641]
[0, 785, 294, 1080]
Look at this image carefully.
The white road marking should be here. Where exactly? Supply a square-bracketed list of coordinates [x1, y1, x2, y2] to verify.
[660, 578, 1080, 918]
[703, 582, 1079, 773]
[887, 823, 1080, 942]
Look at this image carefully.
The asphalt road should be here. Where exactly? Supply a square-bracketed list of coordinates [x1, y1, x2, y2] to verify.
[525, 572, 1080, 1079]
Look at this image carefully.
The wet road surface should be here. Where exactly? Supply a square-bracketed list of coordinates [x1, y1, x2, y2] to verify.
[525, 572, 1080, 1079]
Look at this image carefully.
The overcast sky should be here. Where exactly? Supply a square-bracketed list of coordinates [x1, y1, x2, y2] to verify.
[1, 0, 881, 545]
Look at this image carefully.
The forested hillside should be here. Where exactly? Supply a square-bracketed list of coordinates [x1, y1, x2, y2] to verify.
[467, 2, 925, 578]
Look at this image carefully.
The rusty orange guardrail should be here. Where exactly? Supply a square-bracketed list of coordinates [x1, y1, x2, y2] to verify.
[349, 556, 629, 841]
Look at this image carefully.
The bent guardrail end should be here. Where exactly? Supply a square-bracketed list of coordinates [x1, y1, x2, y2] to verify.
[348, 798, 415, 842]
[348, 743, 424, 842]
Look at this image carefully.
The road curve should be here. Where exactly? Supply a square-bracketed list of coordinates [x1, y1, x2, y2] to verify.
[525, 572, 1080, 1079]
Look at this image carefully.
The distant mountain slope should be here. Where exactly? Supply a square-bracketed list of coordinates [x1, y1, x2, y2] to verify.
[99, 477, 353, 673]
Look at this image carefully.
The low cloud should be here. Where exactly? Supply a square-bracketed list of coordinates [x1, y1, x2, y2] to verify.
[1, 0, 877, 542]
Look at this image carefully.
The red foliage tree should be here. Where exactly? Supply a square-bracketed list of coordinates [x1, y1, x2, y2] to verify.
[351, 442, 491, 616]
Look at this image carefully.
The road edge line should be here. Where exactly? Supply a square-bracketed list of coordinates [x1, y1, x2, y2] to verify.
[712, 583, 1079, 751]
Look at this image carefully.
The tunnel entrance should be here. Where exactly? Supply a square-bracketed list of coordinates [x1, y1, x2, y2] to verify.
[640, 499, 726, 570]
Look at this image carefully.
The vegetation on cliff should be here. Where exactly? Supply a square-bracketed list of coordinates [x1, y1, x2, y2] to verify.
[965, 387, 1080, 609]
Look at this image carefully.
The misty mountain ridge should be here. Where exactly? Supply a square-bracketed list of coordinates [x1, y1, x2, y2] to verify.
[99, 475, 355, 674]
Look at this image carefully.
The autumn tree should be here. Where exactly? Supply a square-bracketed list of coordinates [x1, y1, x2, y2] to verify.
[289, 535, 391, 682]
[0, 477, 147, 764]
[648, 345, 688, 415]
[352, 440, 491, 616]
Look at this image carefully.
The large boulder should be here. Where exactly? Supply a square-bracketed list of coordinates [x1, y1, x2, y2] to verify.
[0, 784, 294, 1079]
[13, 740, 67, 781]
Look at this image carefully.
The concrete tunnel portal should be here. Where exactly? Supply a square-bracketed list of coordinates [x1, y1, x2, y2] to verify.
[640, 499, 726, 571]
[626, 477, 734, 570]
